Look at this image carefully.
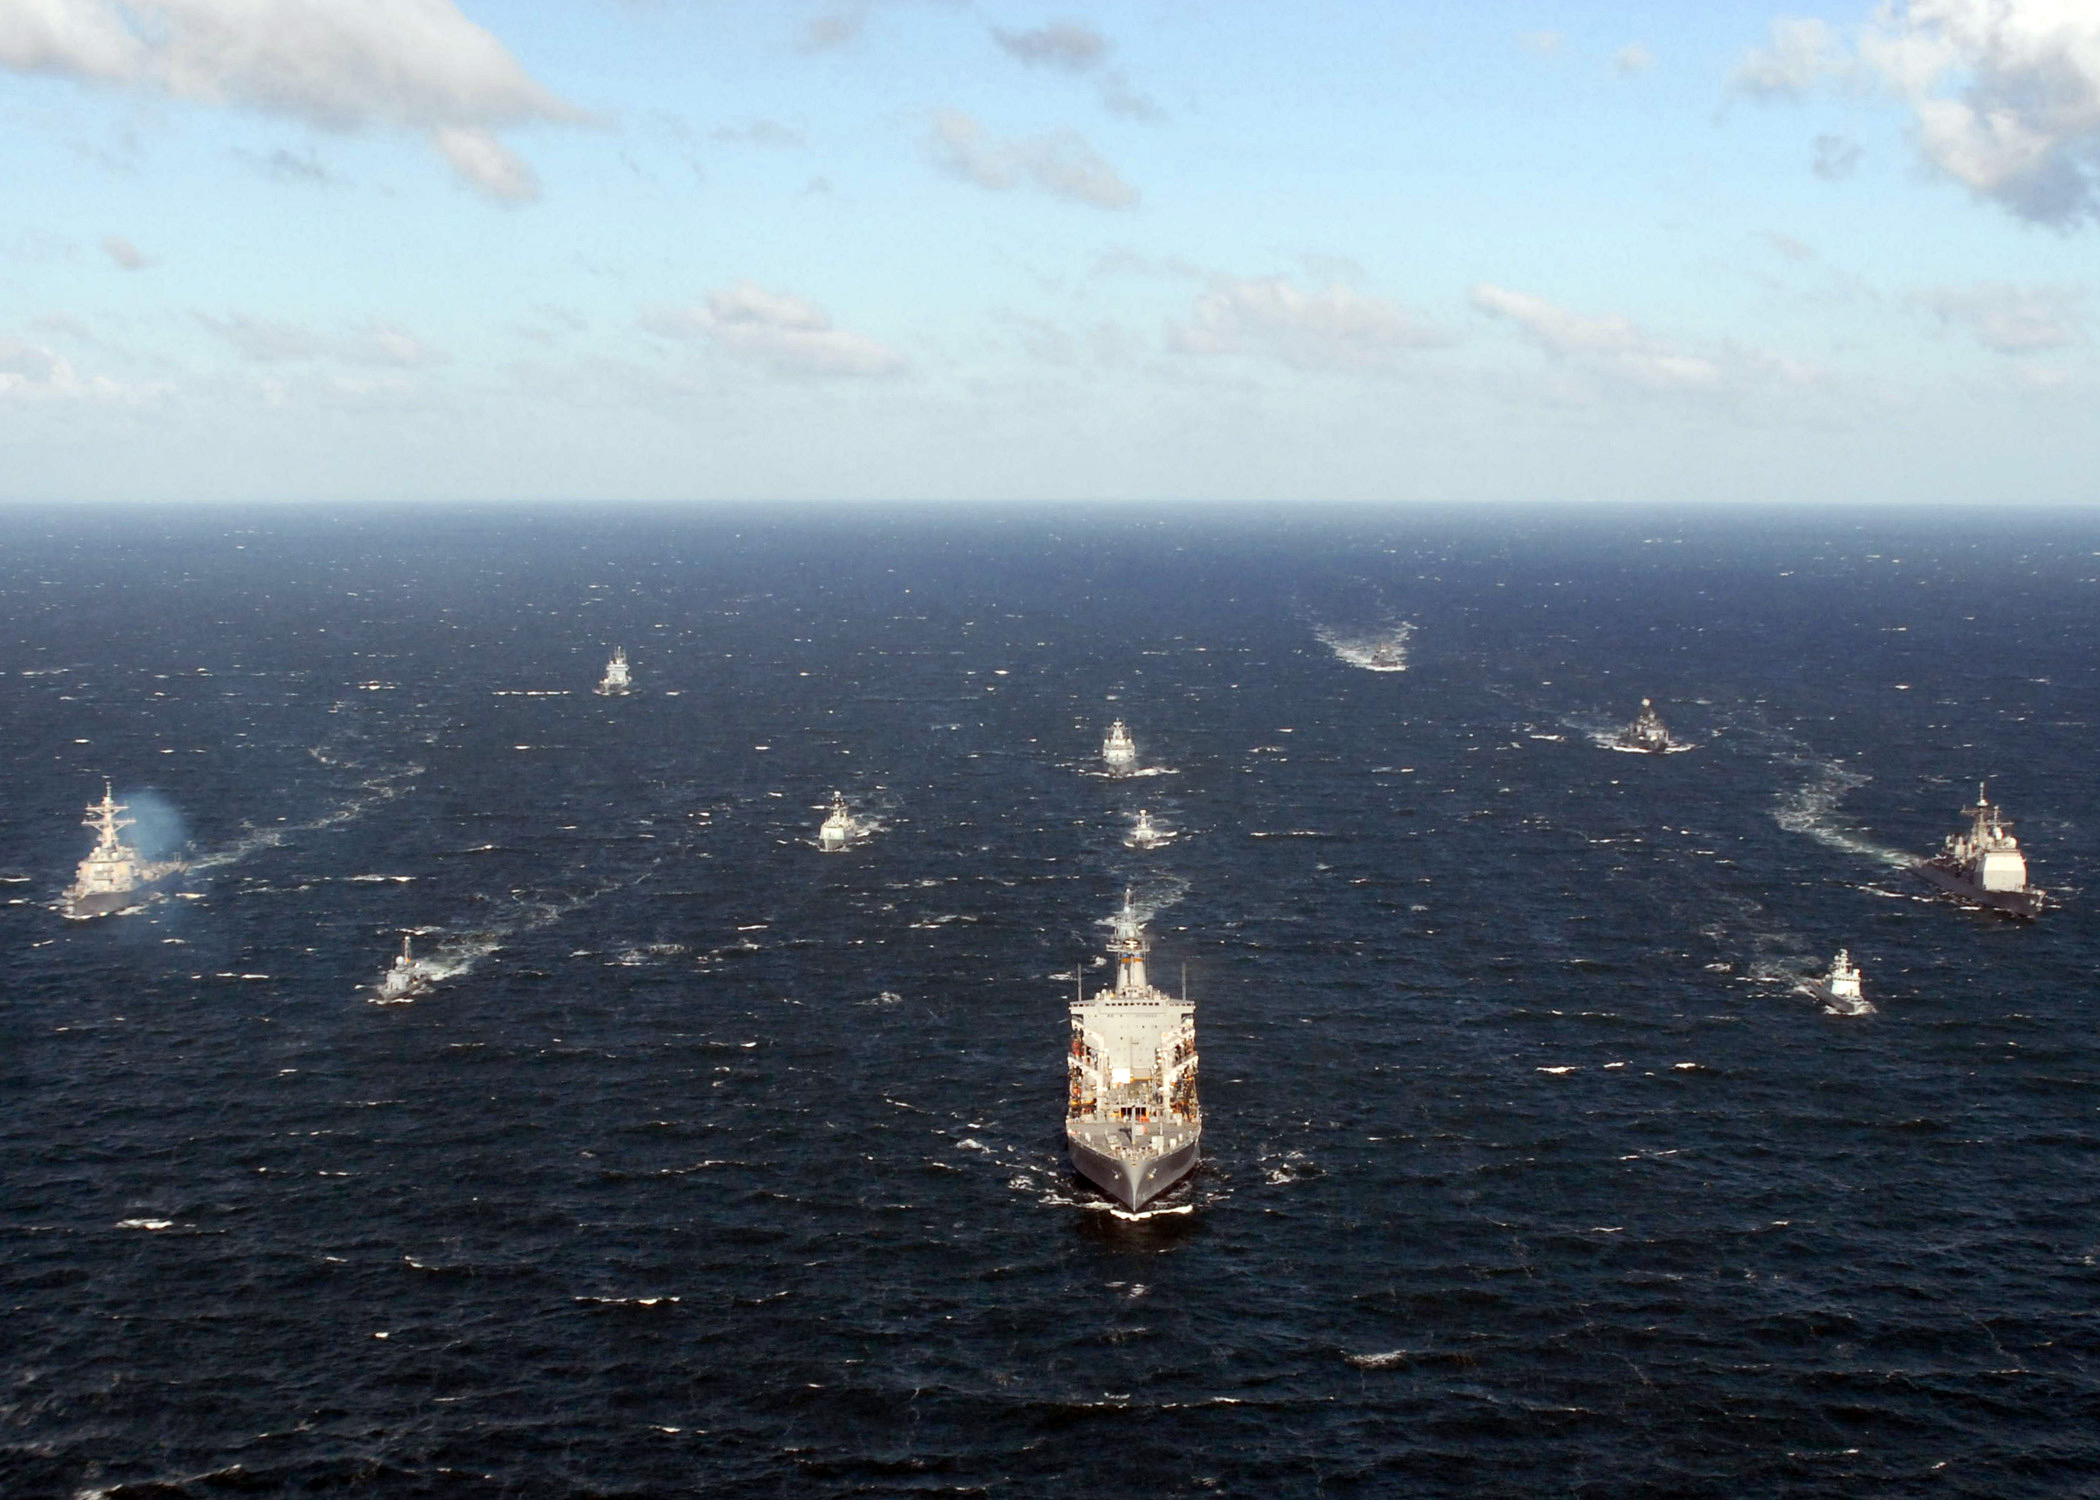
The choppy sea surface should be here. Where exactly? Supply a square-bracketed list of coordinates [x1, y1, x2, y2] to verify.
[3, 506, 2097, 1498]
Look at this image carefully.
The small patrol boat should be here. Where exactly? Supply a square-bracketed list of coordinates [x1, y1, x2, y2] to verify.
[1915, 784, 2044, 919]
[1616, 698, 1672, 754]
[596, 648, 633, 696]
[818, 792, 855, 852]
[1800, 949, 1871, 1015]
[63, 782, 187, 920]
[1066, 890, 1201, 1211]
[1101, 719, 1138, 776]
[372, 934, 438, 1004]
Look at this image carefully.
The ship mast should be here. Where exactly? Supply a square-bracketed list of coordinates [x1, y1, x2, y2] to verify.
[84, 781, 133, 851]
[1108, 888, 1149, 995]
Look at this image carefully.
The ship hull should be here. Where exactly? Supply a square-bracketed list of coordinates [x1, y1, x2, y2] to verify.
[1914, 859, 2043, 920]
[1067, 1130, 1200, 1212]
[64, 866, 184, 921]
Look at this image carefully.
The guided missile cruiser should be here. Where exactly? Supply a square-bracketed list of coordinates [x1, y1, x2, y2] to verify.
[63, 782, 186, 920]
[1915, 784, 2045, 920]
[1101, 719, 1138, 776]
[1066, 890, 1201, 1211]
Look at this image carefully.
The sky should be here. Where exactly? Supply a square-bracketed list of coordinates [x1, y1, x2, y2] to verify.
[1, 0, 2097, 505]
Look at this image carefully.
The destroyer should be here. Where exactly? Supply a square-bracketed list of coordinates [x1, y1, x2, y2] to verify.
[1616, 698, 1672, 754]
[1101, 719, 1138, 776]
[63, 782, 186, 920]
[818, 791, 855, 852]
[1800, 949, 1871, 1015]
[1915, 784, 2045, 919]
[1066, 890, 1200, 1211]
[372, 934, 438, 1004]
[596, 648, 633, 696]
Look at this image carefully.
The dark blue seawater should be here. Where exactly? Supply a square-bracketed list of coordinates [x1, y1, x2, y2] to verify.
[3, 506, 2097, 1498]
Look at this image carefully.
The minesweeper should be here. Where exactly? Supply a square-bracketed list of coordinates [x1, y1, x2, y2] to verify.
[63, 782, 187, 920]
[818, 791, 855, 852]
[596, 648, 632, 696]
[1102, 719, 1138, 776]
[1616, 698, 1672, 754]
[1067, 891, 1201, 1211]
[1915, 784, 2045, 919]
[372, 934, 438, 1004]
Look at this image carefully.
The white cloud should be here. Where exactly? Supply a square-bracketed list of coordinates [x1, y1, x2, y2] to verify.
[639, 282, 907, 378]
[1518, 30, 1564, 56]
[1471, 283, 1815, 394]
[925, 109, 1136, 209]
[0, 0, 579, 201]
[1168, 276, 1450, 372]
[198, 311, 449, 365]
[0, 334, 156, 400]
[1732, 16, 1853, 97]
[1913, 282, 2084, 351]
[1614, 42, 1654, 74]
[1738, 3, 2100, 226]
[1813, 132, 1864, 179]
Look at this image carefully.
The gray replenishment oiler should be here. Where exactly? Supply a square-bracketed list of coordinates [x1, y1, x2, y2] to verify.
[63, 782, 187, 920]
[1066, 890, 1200, 1211]
[1101, 719, 1138, 776]
[1616, 698, 1672, 754]
[1915, 783, 2045, 920]
[596, 647, 633, 696]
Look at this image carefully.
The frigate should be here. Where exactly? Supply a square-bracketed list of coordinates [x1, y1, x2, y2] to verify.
[1126, 808, 1168, 850]
[1800, 949, 1871, 1015]
[63, 782, 187, 920]
[1365, 638, 1406, 671]
[1616, 698, 1672, 754]
[818, 791, 855, 852]
[1915, 784, 2045, 919]
[1066, 890, 1200, 1211]
[596, 647, 633, 696]
[372, 934, 438, 1004]
[1101, 719, 1138, 776]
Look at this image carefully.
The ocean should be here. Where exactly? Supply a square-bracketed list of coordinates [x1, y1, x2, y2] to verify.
[3, 505, 2096, 1497]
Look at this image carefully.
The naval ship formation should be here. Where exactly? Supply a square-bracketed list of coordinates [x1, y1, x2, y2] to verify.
[63, 783, 187, 920]
[1066, 891, 1201, 1211]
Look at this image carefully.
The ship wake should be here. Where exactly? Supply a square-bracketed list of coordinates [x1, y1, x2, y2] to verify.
[1315, 620, 1413, 673]
[1773, 758, 1910, 870]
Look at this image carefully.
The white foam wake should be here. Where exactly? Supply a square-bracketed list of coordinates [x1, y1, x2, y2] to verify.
[1773, 759, 1911, 870]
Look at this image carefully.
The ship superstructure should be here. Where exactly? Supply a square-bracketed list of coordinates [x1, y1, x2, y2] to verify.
[1616, 698, 1672, 754]
[1915, 784, 2044, 919]
[1066, 890, 1200, 1211]
[372, 934, 438, 1004]
[596, 648, 633, 696]
[1101, 719, 1138, 776]
[818, 791, 855, 852]
[63, 782, 186, 920]
[1801, 949, 1870, 1015]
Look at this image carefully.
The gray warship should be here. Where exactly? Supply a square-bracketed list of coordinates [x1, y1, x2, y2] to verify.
[818, 791, 855, 852]
[1125, 808, 1170, 850]
[1066, 891, 1201, 1211]
[1101, 719, 1138, 776]
[63, 782, 186, 920]
[1915, 784, 2045, 920]
[595, 647, 633, 696]
[1799, 949, 1871, 1015]
[372, 934, 438, 1004]
[1616, 698, 1672, 754]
